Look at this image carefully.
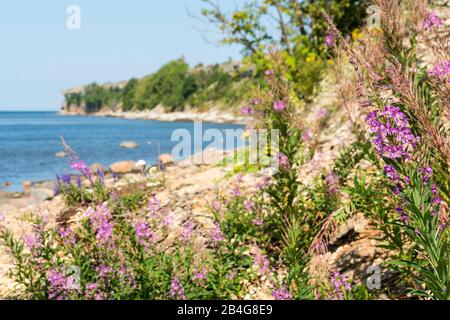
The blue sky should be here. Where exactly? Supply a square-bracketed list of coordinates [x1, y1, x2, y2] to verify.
[0, 1, 241, 111]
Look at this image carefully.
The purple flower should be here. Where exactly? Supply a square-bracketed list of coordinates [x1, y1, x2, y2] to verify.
[170, 278, 186, 300]
[241, 106, 252, 115]
[419, 166, 433, 182]
[273, 100, 286, 112]
[316, 108, 328, 119]
[181, 221, 194, 242]
[423, 12, 443, 30]
[76, 176, 82, 188]
[431, 184, 438, 195]
[324, 32, 336, 47]
[252, 217, 264, 226]
[87, 204, 114, 245]
[325, 172, 340, 196]
[148, 196, 161, 214]
[210, 222, 224, 243]
[254, 252, 270, 275]
[231, 187, 242, 197]
[193, 269, 207, 283]
[331, 271, 351, 300]
[97, 264, 113, 278]
[47, 269, 69, 300]
[212, 201, 222, 211]
[265, 70, 273, 76]
[272, 286, 292, 300]
[133, 221, 154, 247]
[366, 106, 418, 160]
[302, 128, 312, 142]
[429, 61, 450, 83]
[244, 200, 254, 211]
[277, 152, 290, 171]
[59, 227, 76, 245]
[384, 165, 400, 182]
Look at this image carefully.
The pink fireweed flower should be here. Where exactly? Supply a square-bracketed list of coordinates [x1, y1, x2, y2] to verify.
[231, 187, 242, 197]
[47, 269, 69, 300]
[316, 108, 328, 119]
[252, 217, 264, 226]
[366, 106, 418, 160]
[256, 176, 271, 190]
[277, 152, 290, 171]
[325, 172, 340, 196]
[170, 278, 186, 300]
[148, 196, 161, 212]
[429, 61, 450, 83]
[70, 160, 92, 180]
[419, 166, 433, 183]
[163, 214, 174, 227]
[133, 221, 154, 248]
[302, 128, 312, 142]
[23, 234, 41, 251]
[193, 268, 207, 283]
[272, 286, 292, 300]
[324, 32, 336, 47]
[212, 201, 222, 211]
[423, 11, 443, 30]
[273, 100, 286, 112]
[210, 222, 224, 243]
[331, 270, 351, 300]
[264, 70, 273, 76]
[241, 106, 252, 115]
[254, 252, 270, 275]
[87, 204, 114, 245]
[181, 221, 194, 242]
[96, 264, 113, 279]
[58, 227, 76, 245]
[244, 200, 255, 211]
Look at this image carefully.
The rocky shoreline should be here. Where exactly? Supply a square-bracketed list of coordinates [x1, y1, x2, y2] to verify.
[59, 106, 246, 125]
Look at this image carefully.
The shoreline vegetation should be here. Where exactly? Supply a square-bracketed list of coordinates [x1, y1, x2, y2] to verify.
[0, 1, 448, 301]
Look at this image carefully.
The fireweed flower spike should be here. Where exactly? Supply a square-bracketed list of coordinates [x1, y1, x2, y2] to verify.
[272, 286, 292, 300]
[423, 11, 443, 30]
[366, 106, 418, 161]
[170, 278, 186, 300]
[180, 221, 194, 242]
[273, 100, 286, 112]
[277, 152, 290, 171]
[210, 222, 224, 243]
[331, 271, 351, 300]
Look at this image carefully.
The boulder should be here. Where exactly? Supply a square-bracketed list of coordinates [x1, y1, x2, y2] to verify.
[110, 161, 136, 174]
[55, 151, 66, 158]
[158, 153, 173, 165]
[120, 141, 139, 149]
[22, 181, 32, 194]
[30, 188, 54, 201]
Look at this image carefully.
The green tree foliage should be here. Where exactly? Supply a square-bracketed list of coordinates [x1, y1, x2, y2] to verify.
[64, 59, 246, 112]
[200, 0, 367, 101]
[122, 78, 138, 111]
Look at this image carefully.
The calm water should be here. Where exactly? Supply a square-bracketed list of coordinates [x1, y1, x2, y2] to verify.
[0, 112, 244, 191]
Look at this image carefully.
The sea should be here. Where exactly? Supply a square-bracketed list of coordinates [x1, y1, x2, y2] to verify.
[0, 112, 244, 192]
